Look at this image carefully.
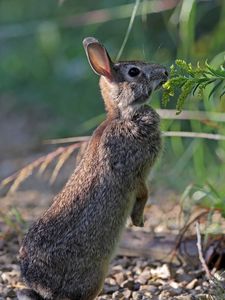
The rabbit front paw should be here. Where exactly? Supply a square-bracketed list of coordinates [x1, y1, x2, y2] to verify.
[131, 213, 144, 227]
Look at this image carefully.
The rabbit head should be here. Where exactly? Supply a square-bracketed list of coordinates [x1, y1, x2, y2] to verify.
[83, 37, 168, 118]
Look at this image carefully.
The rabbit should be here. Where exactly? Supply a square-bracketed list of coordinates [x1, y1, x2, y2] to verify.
[17, 37, 168, 300]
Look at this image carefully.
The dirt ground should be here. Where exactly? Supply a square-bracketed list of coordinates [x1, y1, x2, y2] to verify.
[0, 107, 224, 300]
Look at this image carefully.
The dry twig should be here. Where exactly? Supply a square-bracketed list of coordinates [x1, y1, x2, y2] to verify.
[43, 131, 225, 145]
[157, 109, 225, 122]
[163, 131, 225, 141]
[195, 221, 212, 280]
[0, 143, 82, 194]
[170, 210, 208, 263]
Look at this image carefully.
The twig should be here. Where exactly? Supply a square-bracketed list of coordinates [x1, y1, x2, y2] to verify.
[163, 131, 225, 141]
[43, 131, 225, 145]
[195, 221, 211, 280]
[0, 143, 82, 193]
[49, 144, 78, 184]
[170, 210, 208, 263]
[44, 136, 90, 144]
[156, 109, 225, 123]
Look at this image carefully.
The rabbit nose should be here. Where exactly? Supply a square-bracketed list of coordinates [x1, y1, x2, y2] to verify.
[158, 68, 169, 78]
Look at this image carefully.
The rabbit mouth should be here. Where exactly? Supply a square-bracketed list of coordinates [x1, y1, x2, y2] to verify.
[154, 78, 167, 91]
[133, 77, 168, 105]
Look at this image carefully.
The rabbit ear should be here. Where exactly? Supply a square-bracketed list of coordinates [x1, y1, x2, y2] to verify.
[83, 37, 114, 80]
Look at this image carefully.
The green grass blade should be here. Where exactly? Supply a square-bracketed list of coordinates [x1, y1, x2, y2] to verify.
[116, 0, 141, 61]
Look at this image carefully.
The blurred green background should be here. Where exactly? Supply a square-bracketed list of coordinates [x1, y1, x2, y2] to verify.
[0, 0, 224, 203]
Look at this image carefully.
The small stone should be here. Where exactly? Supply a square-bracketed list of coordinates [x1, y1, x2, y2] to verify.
[148, 280, 163, 287]
[151, 264, 171, 279]
[141, 291, 152, 298]
[195, 286, 203, 291]
[121, 279, 135, 291]
[113, 272, 125, 286]
[112, 291, 125, 299]
[140, 284, 158, 294]
[174, 296, 195, 300]
[122, 288, 132, 298]
[175, 268, 194, 283]
[195, 294, 211, 299]
[1, 270, 20, 286]
[168, 287, 183, 296]
[132, 291, 143, 300]
[111, 265, 124, 273]
[158, 290, 171, 300]
[202, 281, 209, 287]
[186, 278, 198, 289]
[136, 269, 151, 285]
[102, 279, 119, 295]
[124, 270, 133, 280]
[170, 281, 180, 289]
[105, 277, 117, 285]
[98, 296, 111, 300]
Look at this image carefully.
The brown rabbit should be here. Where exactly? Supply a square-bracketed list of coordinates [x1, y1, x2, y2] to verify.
[18, 37, 168, 300]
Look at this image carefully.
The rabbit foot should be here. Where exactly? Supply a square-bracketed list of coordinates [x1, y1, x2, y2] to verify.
[17, 289, 45, 300]
[131, 215, 144, 227]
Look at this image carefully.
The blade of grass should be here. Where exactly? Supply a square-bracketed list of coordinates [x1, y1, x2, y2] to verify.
[116, 0, 141, 61]
[170, 121, 184, 157]
[178, 0, 196, 59]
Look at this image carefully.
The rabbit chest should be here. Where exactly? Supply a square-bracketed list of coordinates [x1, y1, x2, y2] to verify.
[101, 105, 161, 182]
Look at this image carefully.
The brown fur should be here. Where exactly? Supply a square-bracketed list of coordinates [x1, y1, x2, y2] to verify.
[18, 37, 168, 300]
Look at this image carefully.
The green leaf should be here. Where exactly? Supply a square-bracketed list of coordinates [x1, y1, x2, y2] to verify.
[205, 61, 225, 77]
[208, 80, 223, 100]
[220, 89, 225, 98]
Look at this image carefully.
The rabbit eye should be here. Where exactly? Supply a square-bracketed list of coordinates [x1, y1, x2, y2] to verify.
[128, 67, 140, 77]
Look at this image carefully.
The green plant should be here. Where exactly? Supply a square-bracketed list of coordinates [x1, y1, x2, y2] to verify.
[181, 183, 225, 221]
[0, 207, 26, 240]
[209, 272, 225, 300]
[162, 59, 225, 113]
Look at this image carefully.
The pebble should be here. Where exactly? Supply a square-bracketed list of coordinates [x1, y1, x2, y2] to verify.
[98, 296, 111, 300]
[151, 264, 171, 279]
[123, 288, 132, 298]
[136, 269, 151, 285]
[0, 239, 216, 300]
[186, 278, 198, 289]
[113, 271, 125, 285]
[174, 296, 196, 300]
[121, 279, 137, 291]
[169, 281, 180, 289]
[132, 291, 143, 300]
[102, 278, 119, 294]
[158, 290, 171, 299]
[112, 291, 126, 299]
[168, 286, 183, 296]
[140, 284, 158, 293]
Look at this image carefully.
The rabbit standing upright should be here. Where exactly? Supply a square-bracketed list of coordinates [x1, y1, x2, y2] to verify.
[18, 37, 168, 300]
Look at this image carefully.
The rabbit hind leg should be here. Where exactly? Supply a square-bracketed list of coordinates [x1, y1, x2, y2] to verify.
[17, 289, 45, 300]
[67, 266, 108, 300]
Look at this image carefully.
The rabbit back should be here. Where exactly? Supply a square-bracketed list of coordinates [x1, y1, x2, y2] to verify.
[19, 105, 161, 300]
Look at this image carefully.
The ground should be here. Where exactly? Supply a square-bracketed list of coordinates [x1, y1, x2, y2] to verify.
[0, 108, 224, 300]
[1, 190, 222, 300]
